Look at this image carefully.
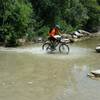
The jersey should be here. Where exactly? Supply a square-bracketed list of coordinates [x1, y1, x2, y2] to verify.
[49, 28, 59, 37]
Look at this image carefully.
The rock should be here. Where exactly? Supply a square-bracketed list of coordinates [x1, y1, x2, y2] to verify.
[16, 38, 26, 45]
[71, 31, 83, 38]
[88, 70, 100, 78]
[96, 44, 100, 53]
[33, 37, 44, 43]
[91, 70, 100, 77]
[70, 30, 91, 39]
[78, 30, 91, 36]
[87, 73, 95, 77]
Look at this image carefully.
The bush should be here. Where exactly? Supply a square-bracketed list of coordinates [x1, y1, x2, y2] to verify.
[0, 0, 36, 46]
[37, 26, 50, 37]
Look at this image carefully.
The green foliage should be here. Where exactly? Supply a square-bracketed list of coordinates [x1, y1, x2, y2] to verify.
[80, 0, 100, 32]
[37, 26, 50, 37]
[0, 0, 36, 46]
[54, 18, 75, 33]
[31, 0, 100, 32]
[97, 0, 100, 5]
[0, 0, 100, 46]
[62, 0, 88, 30]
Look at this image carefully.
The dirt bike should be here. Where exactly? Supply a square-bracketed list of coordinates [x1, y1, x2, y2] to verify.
[42, 36, 70, 54]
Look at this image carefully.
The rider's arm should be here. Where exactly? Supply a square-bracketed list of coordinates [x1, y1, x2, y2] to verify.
[58, 29, 64, 35]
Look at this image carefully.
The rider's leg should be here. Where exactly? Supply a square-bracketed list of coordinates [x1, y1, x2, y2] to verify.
[51, 37, 56, 50]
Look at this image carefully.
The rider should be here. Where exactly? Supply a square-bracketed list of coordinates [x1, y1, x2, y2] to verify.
[49, 24, 63, 50]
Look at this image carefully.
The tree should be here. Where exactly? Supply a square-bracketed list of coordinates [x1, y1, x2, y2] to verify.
[80, 0, 100, 32]
[0, 0, 36, 46]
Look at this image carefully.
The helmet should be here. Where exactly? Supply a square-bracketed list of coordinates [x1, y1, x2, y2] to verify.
[55, 25, 60, 29]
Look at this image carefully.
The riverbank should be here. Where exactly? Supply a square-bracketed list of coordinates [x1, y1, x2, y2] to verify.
[0, 31, 100, 47]
[71, 31, 100, 42]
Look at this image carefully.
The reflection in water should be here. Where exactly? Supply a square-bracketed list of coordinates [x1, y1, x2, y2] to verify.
[55, 65, 100, 100]
[0, 37, 100, 100]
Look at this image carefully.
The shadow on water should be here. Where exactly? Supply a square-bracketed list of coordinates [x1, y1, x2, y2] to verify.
[0, 37, 100, 100]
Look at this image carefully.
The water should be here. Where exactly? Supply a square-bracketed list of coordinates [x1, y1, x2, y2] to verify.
[0, 37, 100, 100]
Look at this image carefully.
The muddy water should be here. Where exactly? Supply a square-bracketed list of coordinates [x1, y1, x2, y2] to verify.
[0, 37, 100, 100]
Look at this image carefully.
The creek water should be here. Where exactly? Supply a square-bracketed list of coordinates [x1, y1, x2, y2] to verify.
[0, 37, 100, 100]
